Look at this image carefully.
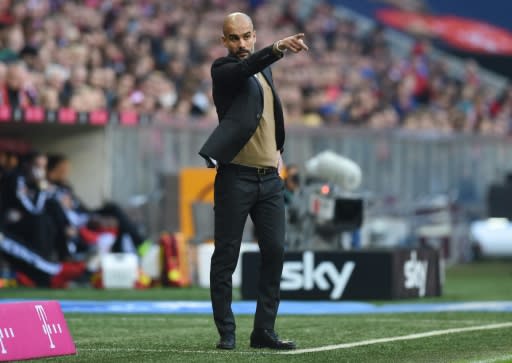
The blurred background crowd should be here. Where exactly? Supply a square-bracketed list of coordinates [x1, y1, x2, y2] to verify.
[0, 0, 511, 134]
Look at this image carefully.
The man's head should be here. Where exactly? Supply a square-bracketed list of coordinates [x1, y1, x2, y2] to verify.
[6, 63, 25, 91]
[22, 151, 47, 183]
[222, 12, 256, 59]
[47, 154, 70, 184]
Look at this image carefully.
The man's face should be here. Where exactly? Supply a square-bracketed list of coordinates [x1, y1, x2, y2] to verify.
[6, 65, 24, 90]
[51, 160, 70, 183]
[31, 155, 47, 182]
[222, 20, 256, 59]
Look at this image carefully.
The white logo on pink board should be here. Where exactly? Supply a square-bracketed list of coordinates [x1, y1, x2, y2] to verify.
[0, 301, 75, 361]
[35, 305, 63, 349]
[0, 327, 15, 354]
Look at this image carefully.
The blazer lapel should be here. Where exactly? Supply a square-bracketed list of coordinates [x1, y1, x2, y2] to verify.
[261, 67, 283, 115]
[261, 68, 274, 90]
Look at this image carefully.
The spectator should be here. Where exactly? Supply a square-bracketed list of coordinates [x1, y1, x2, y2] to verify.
[0, 0, 507, 134]
[0, 151, 69, 261]
[1, 62, 33, 108]
[46, 154, 152, 256]
[60, 65, 88, 106]
[0, 25, 23, 62]
[39, 87, 60, 110]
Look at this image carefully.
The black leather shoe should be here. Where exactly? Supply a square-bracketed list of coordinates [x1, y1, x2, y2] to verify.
[216, 334, 235, 350]
[250, 329, 296, 350]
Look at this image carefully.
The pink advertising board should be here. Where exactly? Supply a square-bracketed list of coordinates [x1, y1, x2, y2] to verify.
[0, 301, 76, 361]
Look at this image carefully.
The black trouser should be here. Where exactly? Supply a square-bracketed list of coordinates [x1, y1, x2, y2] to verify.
[210, 164, 285, 337]
[5, 212, 58, 261]
[45, 199, 73, 261]
[0, 230, 61, 286]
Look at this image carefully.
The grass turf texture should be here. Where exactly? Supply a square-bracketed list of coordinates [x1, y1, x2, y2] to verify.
[32, 313, 512, 362]
[3, 262, 512, 362]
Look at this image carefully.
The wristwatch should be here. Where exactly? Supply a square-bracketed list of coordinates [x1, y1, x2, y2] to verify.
[273, 40, 287, 56]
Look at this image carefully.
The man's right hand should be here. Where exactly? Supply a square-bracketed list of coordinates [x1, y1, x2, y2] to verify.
[275, 33, 309, 54]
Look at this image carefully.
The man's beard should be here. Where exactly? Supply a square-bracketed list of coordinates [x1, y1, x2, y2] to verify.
[236, 47, 252, 59]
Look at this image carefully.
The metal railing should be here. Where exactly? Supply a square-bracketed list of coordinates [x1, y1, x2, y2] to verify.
[108, 123, 512, 235]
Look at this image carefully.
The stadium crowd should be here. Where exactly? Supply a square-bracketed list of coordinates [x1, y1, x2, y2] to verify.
[0, 0, 510, 134]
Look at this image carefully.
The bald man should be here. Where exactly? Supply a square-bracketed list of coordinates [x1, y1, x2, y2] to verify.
[199, 13, 308, 350]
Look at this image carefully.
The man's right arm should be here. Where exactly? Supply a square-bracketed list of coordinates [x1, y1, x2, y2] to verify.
[211, 33, 308, 88]
[211, 44, 283, 88]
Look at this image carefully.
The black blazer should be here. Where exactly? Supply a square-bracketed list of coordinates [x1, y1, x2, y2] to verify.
[199, 44, 285, 167]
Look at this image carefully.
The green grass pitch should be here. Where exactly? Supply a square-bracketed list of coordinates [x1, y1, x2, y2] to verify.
[6, 262, 512, 363]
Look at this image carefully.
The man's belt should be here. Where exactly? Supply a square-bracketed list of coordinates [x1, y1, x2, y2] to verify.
[219, 163, 278, 175]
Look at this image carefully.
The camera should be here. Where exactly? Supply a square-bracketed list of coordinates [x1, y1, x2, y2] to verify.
[286, 151, 364, 249]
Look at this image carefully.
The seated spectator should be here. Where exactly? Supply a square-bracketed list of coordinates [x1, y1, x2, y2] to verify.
[0, 151, 71, 261]
[0, 62, 34, 108]
[46, 154, 116, 256]
[47, 154, 151, 256]
[39, 87, 60, 110]
[0, 25, 23, 63]
[0, 151, 19, 181]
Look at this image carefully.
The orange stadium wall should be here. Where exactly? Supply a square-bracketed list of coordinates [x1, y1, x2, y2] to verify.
[178, 167, 216, 285]
[177, 166, 285, 241]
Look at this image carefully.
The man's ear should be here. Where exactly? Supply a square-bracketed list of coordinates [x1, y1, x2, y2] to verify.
[221, 35, 227, 48]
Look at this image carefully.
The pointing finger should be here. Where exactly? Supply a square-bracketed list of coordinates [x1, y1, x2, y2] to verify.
[298, 39, 309, 51]
[292, 38, 308, 51]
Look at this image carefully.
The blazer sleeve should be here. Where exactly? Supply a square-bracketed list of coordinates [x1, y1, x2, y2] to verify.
[211, 44, 283, 89]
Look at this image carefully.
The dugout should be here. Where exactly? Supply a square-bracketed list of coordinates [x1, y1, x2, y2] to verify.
[0, 107, 185, 237]
[0, 106, 160, 209]
[1, 122, 109, 208]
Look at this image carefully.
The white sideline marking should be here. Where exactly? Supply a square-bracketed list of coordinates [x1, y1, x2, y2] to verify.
[354, 318, 498, 325]
[79, 322, 512, 356]
[281, 322, 512, 355]
[471, 354, 512, 363]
